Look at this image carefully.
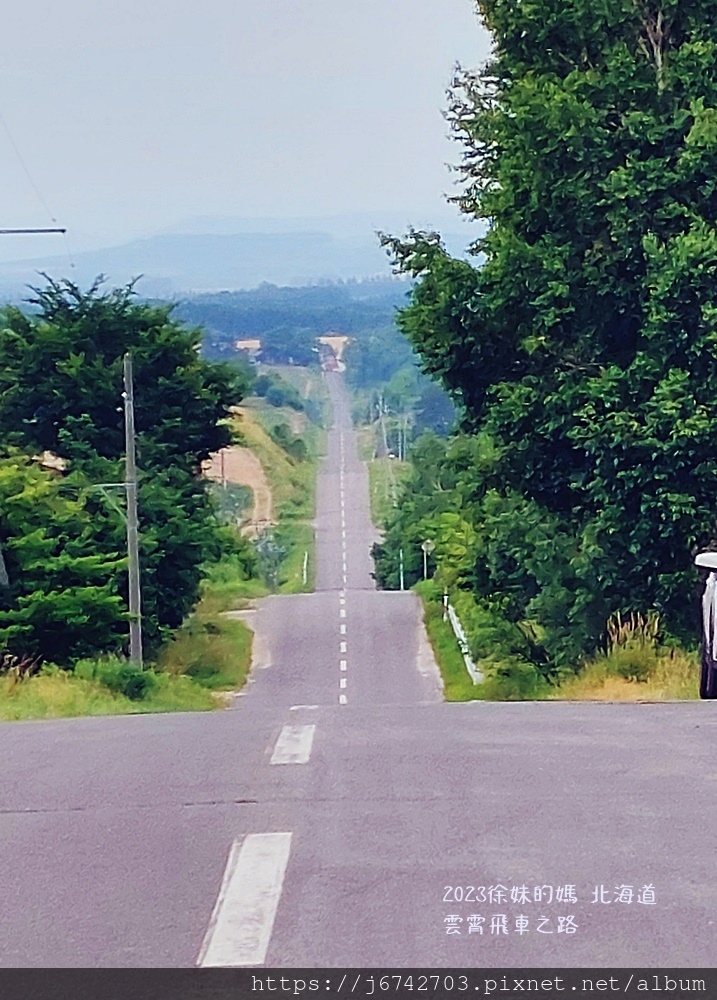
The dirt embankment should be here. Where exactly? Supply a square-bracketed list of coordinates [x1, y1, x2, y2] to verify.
[203, 447, 274, 536]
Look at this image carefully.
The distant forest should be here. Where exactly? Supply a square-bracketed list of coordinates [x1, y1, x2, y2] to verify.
[172, 277, 457, 437]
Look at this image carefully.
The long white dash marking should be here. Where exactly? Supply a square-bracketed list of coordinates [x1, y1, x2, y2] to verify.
[340, 608, 346, 618]
[270, 724, 316, 765]
[340, 678, 347, 689]
[340, 623, 347, 635]
[340, 640, 347, 653]
[339, 659, 347, 670]
[197, 833, 292, 967]
[339, 694, 347, 705]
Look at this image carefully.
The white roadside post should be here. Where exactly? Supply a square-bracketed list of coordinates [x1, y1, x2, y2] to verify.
[695, 551, 717, 699]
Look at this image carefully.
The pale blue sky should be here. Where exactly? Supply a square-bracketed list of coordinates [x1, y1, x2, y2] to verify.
[0, 0, 489, 260]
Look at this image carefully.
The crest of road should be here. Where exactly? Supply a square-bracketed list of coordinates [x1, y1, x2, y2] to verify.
[0, 373, 714, 967]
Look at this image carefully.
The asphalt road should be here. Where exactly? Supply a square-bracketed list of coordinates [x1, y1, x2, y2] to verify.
[0, 372, 715, 968]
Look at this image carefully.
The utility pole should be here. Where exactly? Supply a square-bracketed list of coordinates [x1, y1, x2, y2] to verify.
[123, 353, 143, 669]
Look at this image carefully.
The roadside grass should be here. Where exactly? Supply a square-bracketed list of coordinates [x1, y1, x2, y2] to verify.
[414, 581, 485, 702]
[0, 667, 216, 722]
[158, 612, 254, 692]
[233, 404, 322, 594]
[551, 645, 699, 701]
[201, 552, 269, 612]
[235, 408, 320, 522]
[274, 521, 315, 593]
[261, 363, 330, 416]
[368, 457, 410, 528]
[356, 424, 375, 462]
[414, 582, 699, 701]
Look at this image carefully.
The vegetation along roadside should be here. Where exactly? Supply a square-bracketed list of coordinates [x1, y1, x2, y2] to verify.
[0, 279, 324, 720]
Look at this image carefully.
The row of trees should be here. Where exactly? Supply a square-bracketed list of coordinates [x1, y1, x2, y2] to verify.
[376, 0, 717, 679]
[174, 279, 412, 364]
[0, 277, 249, 665]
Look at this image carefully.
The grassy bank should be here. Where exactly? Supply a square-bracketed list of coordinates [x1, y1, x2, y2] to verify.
[367, 456, 410, 528]
[0, 664, 217, 722]
[236, 392, 324, 593]
[415, 582, 480, 702]
[416, 582, 699, 702]
[550, 646, 699, 701]
[355, 423, 411, 528]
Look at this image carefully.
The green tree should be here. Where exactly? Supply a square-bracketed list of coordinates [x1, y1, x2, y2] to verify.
[0, 277, 246, 473]
[0, 278, 248, 657]
[382, 0, 717, 663]
[0, 455, 125, 664]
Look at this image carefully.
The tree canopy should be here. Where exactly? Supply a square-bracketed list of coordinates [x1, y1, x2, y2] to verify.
[0, 278, 246, 662]
[379, 0, 717, 670]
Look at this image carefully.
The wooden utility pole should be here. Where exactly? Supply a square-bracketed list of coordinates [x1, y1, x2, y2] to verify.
[123, 353, 143, 669]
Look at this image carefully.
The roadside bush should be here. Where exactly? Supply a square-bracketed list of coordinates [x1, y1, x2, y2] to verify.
[260, 375, 304, 411]
[270, 422, 307, 461]
[74, 656, 159, 701]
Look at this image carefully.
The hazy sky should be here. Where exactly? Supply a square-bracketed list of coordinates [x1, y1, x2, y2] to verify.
[0, 0, 490, 260]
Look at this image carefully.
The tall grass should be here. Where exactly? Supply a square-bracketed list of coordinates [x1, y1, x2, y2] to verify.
[0, 666, 216, 721]
[552, 645, 699, 700]
[158, 614, 253, 691]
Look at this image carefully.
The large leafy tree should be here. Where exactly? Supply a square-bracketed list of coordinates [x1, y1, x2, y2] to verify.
[382, 0, 717, 663]
[0, 455, 125, 664]
[0, 277, 247, 472]
[0, 278, 247, 658]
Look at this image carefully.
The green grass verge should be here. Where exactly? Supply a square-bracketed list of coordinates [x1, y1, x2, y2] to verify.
[414, 581, 485, 702]
[235, 403, 321, 593]
[201, 552, 269, 612]
[356, 424, 376, 462]
[236, 407, 322, 522]
[0, 668, 216, 721]
[416, 580, 700, 702]
[367, 456, 410, 528]
[159, 612, 254, 691]
[275, 521, 315, 594]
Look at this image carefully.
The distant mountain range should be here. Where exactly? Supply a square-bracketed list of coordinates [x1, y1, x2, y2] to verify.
[0, 213, 481, 300]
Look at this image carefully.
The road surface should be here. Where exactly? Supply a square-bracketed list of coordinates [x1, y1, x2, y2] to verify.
[0, 372, 715, 968]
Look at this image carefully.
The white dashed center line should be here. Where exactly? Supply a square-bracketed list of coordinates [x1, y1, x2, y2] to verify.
[339, 694, 347, 705]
